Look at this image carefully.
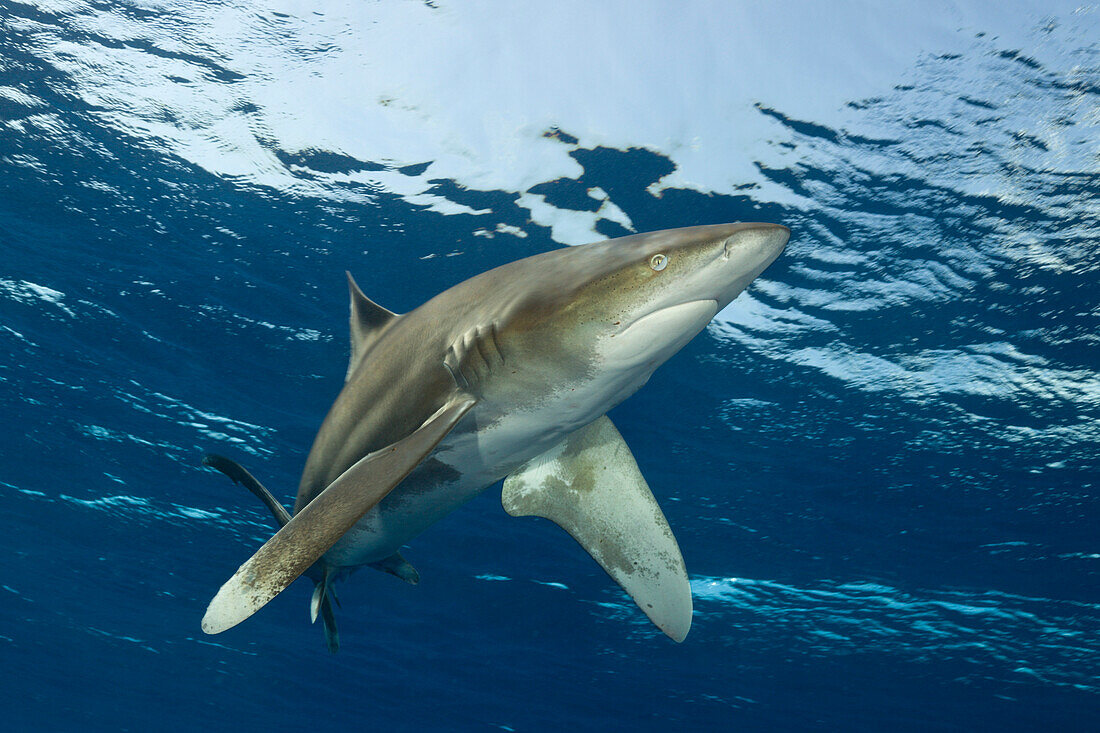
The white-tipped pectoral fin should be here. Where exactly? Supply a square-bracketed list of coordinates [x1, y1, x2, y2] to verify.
[502, 416, 692, 642]
[202, 393, 477, 635]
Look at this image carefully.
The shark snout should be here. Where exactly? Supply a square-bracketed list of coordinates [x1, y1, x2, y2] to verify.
[712, 223, 789, 308]
[722, 223, 790, 265]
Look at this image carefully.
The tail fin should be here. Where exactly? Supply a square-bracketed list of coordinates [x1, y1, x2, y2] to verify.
[203, 453, 340, 652]
[309, 565, 340, 653]
[318, 590, 339, 653]
[203, 454, 291, 527]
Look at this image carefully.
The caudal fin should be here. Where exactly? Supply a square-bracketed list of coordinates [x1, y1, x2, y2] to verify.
[203, 454, 291, 527]
[319, 591, 339, 653]
[310, 565, 341, 653]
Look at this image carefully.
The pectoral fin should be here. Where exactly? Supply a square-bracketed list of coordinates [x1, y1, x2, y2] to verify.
[202, 393, 476, 635]
[502, 416, 692, 642]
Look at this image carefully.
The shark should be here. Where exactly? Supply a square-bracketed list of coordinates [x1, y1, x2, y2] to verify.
[202, 222, 789, 651]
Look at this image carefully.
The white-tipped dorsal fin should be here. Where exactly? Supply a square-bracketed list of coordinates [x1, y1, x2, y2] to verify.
[502, 415, 693, 642]
[346, 271, 398, 380]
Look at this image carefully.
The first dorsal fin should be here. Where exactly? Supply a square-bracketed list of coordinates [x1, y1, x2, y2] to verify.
[346, 271, 398, 380]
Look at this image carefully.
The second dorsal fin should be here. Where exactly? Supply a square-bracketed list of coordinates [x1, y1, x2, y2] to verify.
[346, 271, 398, 380]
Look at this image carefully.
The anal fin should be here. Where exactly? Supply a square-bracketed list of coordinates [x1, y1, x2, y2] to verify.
[502, 416, 692, 642]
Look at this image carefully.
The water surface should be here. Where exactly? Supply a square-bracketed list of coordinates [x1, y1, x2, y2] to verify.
[1, 1, 1097, 730]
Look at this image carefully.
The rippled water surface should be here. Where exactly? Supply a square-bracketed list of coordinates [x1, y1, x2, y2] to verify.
[2, 1, 1097, 730]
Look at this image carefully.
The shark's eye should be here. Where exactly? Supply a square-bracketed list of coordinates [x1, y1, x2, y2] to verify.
[649, 253, 668, 271]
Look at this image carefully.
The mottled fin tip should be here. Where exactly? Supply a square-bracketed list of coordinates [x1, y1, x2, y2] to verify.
[502, 416, 693, 642]
[204, 452, 344, 652]
[201, 393, 477, 636]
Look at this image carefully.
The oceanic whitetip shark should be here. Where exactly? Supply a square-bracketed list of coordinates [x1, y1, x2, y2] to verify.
[202, 222, 789, 651]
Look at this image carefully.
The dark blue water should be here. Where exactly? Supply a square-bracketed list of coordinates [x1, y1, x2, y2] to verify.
[2, 2, 1097, 730]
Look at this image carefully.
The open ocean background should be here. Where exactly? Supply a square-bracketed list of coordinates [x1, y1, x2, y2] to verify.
[1, 1, 1097, 730]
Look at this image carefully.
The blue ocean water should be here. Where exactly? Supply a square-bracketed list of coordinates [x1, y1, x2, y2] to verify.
[1, 1, 1098, 730]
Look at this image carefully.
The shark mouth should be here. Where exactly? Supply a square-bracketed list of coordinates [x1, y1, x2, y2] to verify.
[609, 300, 719, 366]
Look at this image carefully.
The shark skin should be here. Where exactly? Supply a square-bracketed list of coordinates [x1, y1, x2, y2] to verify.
[202, 222, 789, 648]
